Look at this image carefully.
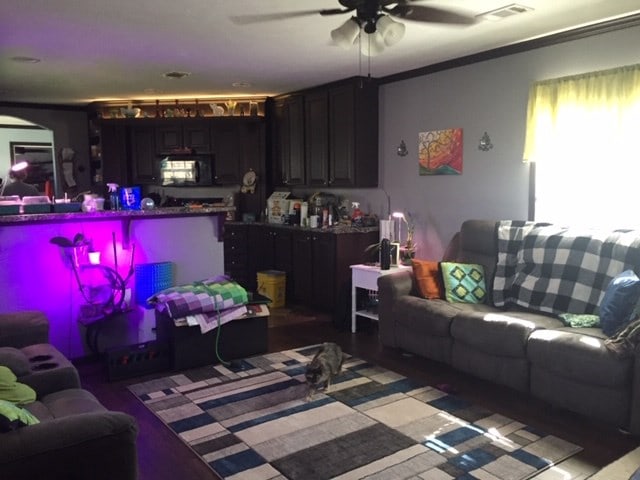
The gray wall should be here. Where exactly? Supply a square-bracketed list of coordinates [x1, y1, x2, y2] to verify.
[377, 24, 640, 259]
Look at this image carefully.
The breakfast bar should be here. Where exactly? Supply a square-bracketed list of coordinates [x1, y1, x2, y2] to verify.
[0, 206, 234, 358]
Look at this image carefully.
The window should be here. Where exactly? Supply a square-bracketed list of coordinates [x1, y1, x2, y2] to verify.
[524, 64, 640, 229]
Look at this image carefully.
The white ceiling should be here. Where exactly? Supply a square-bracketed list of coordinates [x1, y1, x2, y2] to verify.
[1, 0, 639, 106]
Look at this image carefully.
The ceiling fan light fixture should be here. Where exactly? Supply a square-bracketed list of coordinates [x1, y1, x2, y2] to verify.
[376, 15, 405, 47]
[360, 30, 385, 57]
[331, 17, 361, 49]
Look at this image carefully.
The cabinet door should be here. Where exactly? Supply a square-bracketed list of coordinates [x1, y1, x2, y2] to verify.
[272, 228, 294, 299]
[155, 123, 182, 153]
[130, 126, 157, 184]
[184, 121, 210, 153]
[292, 232, 313, 303]
[329, 84, 356, 187]
[223, 223, 249, 288]
[212, 120, 242, 185]
[100, 123, 128, 186]
[305, 91, 329, 187]
[273, 96, 305, 186]
[311, 233, 336, 309]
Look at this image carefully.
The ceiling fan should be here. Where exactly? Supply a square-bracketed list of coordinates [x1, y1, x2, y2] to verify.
[230, 1, 477, 56]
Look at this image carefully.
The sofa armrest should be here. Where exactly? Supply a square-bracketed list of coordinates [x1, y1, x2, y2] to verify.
[0, 311, 49, 348]
[0, 411, 139, 480]
[378, 269, 414, 348]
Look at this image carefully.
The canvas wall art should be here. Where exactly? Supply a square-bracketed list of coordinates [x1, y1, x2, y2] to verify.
[418, 128, 463, 175]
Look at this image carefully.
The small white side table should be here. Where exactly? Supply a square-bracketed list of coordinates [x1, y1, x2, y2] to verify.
[350, 264, 410, 333]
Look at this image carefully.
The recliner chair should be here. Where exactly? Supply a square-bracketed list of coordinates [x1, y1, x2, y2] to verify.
[0, 311, 139, 480]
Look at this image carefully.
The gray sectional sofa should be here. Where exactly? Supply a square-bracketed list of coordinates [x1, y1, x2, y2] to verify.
[378, 219, 640, 435]
[0, 311, 139, 480]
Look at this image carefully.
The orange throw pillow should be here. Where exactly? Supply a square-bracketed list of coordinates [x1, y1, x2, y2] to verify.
[412, 259, 444, 299]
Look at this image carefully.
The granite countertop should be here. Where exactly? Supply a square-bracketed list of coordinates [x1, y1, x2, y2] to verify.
[226, 220, 378, 234]
[0, 206, 235, 225]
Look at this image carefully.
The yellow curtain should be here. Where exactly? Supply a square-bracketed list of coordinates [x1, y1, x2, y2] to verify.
[523, 64, 640, 228]
[524, 64, 640, 162]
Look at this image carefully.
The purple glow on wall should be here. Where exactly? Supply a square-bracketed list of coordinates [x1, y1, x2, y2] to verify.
[2, 214, 225, 358]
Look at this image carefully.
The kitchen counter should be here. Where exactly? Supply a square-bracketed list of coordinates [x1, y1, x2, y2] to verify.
[0, 206, 235, 225]
[225, 220, 378, 235]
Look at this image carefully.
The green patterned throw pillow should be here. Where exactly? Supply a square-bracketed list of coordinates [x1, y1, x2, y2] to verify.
[441, 262, 487, 304]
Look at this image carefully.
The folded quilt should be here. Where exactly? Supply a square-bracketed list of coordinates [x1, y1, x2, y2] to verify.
[148, 275, 248, 318]
[173, 305, 249, 334]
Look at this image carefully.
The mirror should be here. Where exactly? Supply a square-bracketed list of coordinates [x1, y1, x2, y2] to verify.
[10, 142, 55, 194]
[0, 115, 57, 196]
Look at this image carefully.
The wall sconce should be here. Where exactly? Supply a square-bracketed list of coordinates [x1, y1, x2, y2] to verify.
[478, 132, 493, 151]
[397, 140, 408, 157]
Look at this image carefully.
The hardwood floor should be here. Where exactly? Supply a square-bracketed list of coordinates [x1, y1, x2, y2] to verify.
[76, 308, 639, 480]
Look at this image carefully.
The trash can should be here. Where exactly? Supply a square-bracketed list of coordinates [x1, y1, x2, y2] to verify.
[257, 270, 286, 308]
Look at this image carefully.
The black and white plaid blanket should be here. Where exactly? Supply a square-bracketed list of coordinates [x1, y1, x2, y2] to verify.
[493, 220, 549, 307]
[494, 221, 640, 315]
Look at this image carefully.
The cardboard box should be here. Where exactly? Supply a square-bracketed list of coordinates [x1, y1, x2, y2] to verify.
[267, 191, 290, 223]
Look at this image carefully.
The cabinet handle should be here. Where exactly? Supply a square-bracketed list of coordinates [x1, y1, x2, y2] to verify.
[328, 177, 334, 185]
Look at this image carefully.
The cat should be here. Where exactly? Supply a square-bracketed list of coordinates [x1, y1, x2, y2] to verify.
[305, 342, 344, 401]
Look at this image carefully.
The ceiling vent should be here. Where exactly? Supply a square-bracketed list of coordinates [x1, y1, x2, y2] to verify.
[478, 4, 534, 21]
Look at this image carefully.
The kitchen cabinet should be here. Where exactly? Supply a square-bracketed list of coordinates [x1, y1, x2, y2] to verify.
[211, 118, 266, 185]
[156, 120, 210, 154]
[246, 225, 293, 297]
[100, 123, 128, 186]
[292, 229, 377, 316]
[212, 120, 242, 185]
[93, 116, 265, 189]
[273, 95, 305, 187]
[130, 126, 157, 184]
[223, 223, 250, 289]
[308, 79, 378, 188]
[275, 76, 378, 189]
[292, 231, 336, 309]
[305, 91, 329, 187]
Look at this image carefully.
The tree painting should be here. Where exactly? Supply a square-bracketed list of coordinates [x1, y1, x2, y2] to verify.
[418, 128, 463, 175]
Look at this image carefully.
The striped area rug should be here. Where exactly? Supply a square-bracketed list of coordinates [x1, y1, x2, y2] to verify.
[128, 345, 582, 480]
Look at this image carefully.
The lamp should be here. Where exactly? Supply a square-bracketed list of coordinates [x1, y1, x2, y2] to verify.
[0, 161, 29, 197]
[331, 17, 361, 49]
[376, 15, 406, 47]
[392, 211, 406, 244]
[332, 14, 406, 56]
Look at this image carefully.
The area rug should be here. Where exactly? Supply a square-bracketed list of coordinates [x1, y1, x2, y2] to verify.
[128, 345, 582, 480]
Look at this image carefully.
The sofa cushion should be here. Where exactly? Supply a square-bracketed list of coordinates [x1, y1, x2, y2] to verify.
[25, 388, 107, 421]
[0, 347, 31, 377]
[412, 259, 443, 299]
[441, 262, 487, 303]
[451, 307, 562, 357]
[394, 296, 459, 337]
[599, 269, 640, 336]
[0, 399, 39, 432]
[527, 328, 632, 388]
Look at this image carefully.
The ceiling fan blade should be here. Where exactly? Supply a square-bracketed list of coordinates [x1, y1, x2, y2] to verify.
[386, 4, 476, 25]
[229, 9, 321, 25]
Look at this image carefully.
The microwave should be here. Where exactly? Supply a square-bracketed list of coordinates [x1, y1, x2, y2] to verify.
[157, 154, 213, 187]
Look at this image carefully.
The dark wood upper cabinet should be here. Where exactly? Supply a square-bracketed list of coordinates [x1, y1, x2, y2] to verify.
[305, 91, 330, 187]
[130, 126, 157, 184]
[211, 120, 241, 185]
[156, 120, 211, 154]
[273, 76, 378, 189]
[100, 123, 128, 186]
[273, 95, 305, 187]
